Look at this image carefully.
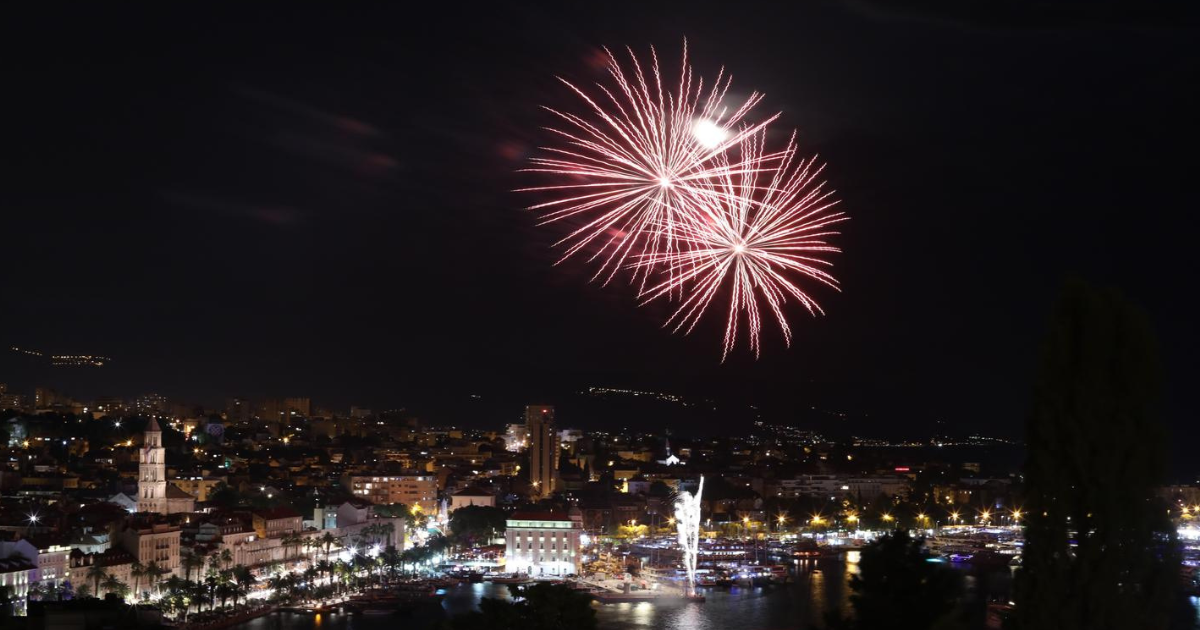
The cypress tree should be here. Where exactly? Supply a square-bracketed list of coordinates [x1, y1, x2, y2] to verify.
[1015, 279, 1179, 630]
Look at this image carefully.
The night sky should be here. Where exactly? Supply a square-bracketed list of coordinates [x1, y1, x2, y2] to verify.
[5, 4, 1198, 464]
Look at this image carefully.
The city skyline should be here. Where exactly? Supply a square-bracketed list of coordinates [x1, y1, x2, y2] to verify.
[4, 3, 1198, 628]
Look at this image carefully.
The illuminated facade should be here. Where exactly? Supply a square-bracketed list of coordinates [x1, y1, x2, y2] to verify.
[504, 423, 528, 452]
[504, 511, 581, 576]
[138, 419, 168, 514]
[343, 474, 437, 513]
[120, 520, 182, 577]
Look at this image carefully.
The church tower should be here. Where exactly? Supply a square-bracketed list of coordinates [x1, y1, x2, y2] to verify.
[138, 418, 168, 514]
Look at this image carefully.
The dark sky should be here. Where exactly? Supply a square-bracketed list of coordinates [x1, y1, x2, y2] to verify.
[4, 3, 1198, 459]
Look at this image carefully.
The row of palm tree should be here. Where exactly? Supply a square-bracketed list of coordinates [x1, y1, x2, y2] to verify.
[156, 563, 257, 622]
[265, 535, 448, 606]
[74, 559, 172, 602]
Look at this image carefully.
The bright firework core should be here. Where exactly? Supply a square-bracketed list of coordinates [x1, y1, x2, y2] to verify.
[732, 243, 747, 254]
[674, 476, 705, 597]
[658, 176, 674, 188]
[692, 119, 729, 149]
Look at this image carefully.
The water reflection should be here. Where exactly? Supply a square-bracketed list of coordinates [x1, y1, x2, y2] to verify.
[231, 559, 990, 630]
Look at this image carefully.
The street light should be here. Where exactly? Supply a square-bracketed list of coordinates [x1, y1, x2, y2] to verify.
[881, 513, 894, 523]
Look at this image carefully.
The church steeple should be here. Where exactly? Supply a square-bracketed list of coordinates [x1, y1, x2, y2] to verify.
[138, 418, 168, 514]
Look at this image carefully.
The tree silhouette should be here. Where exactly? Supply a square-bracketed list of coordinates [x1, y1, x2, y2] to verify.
[449, 505, 507, 548]
[1015, 280, 1180, 630]
[831, 529, 964, 630]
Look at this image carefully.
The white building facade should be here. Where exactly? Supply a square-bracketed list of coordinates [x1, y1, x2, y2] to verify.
[504, 512, 581, 576]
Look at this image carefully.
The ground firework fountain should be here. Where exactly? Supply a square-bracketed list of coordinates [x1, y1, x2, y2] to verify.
[673, 475, 705, 597]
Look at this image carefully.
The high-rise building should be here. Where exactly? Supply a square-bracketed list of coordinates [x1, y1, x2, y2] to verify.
[135, 393, 168, 415]
[224, 397, 251, 424]
[526, 405, 557, 497]
[261, 397, 311, 423]
[0, 384, 23, 412]
[283, 397, 311, 417]
[34, 387, 57, 409]
[342, 474, 438, 513]
[138, 418, 167, 514]
[92, 396, 127, 416]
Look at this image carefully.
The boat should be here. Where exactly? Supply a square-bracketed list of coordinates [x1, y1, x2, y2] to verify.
[966, 549, 1015, 568]
[489, 574, 533, 585]
[695, 574, 718, 587]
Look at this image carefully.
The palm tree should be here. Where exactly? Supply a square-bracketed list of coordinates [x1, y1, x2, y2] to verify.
[85, 564, 108, 598]
[163, 575, 186, 595]
[220, 548, 234, 571]
[315, 559, 333, 584]
[214, 571, 234, 610]
[319, 531, 338, 560]
[130, 561, 146, 601]
[231, 565, 254, 608]
[100, 574, 127, 600]
[207, 554, 223, 580]
[145, 561, 164, 597]
[26, 581, 46, 603]
[230, 581, 248, 610]
[282, 533, 304, 560]
[381, 546, 402, 581]
[182, 553, 205, 583]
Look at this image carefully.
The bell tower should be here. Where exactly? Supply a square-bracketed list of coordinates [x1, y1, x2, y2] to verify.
[138, 418, 168, 514]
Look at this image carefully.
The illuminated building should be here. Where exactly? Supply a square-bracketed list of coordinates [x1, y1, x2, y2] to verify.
[343, 474, 437, 513]
[92, 396, 127, 415]
[139, 419, 196, 514]
[449, 486, 495, 512]
[134, 393, 168, 414]
[0, 384, 23, 412]
[120, 519, 182, 577]
[504, 511, 582, 576]
[526, 405, 557, 497]
[252, 506, 303, 539]
[0, 540, 38, 613]
[138, 418, 168, 514]
[504, 423, 528, 452]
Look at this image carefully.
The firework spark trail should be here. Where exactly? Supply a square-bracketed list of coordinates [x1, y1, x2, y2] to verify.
[517, 42, 783, 286]
[636, 131, 847, 359]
